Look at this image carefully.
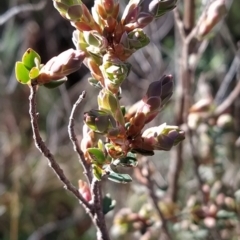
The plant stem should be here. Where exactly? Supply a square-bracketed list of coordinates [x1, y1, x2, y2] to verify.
[91, 179, 111, 240]
[29, 83, 91, 210]
[68, 91, 93, 183]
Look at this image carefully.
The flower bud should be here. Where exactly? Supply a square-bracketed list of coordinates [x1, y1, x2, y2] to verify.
[82, 30, 108, 55]
[146, 0, 177, 18]
[81, 124, 99, 162]
[198, 0, 227, 39]
[122, 0, 177, 31]
[127, 112, 146, 137]
[189, 98, 212, 113]
[137, 75, 173, 124]
[37, 49, 85, 84]
[53, 0, 101, 32]
[100, 53, 131, 92]
[78, 180, 91, 202]
[98, 89, 125, 126]
[92, 0, 119, 31]
[216, 114, 233, 130]
[86, 58, 104, 84]
[142, 123, 185, 151]
[105, 143, 125, 159]
[84, 109, 116, 134]
[53, 0, 82, 20]
[120, 29, 150, 52]
[121, 1, 153, 31]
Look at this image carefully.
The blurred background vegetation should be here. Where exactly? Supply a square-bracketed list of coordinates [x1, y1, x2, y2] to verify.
[1, 0, 240, 239]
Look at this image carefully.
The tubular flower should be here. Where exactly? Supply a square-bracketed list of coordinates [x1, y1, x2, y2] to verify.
[37, 49, 85, 84]
[92, 0, 119, 32]
[142, 123, 185, 151]
[122, 0, 177, 32]
[53, 0, 101, 32]
[137, 75, 173, 124]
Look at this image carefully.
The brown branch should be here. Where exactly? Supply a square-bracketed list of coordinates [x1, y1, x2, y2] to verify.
[187, 128, 207, 204]
[214, 79, 240, 116]
[214, 50, 240, 105]
[183, 0, 195, 33]
[68, 91, 92, 183]
[29, 83, 91, 211]
[173, 9, 185, 41]
[91, 179, 110, 240]
[168, 0, 195, 202]
[30, 84, 111, 239]
[143, 160, 171, 240]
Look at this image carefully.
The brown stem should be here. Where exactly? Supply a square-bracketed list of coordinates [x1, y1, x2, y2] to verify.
[183, 0, 195, 33]
[167, 144, 183, 202]
[91, 179, 110, 240]
[168, 1, 195, 202]
[68, 91, 93, 183]
[144, 160, 171, 240]
[29, 83, 92, 211]
[29, 83, 111, 239]
[68, 92, 110, 239]
[187, 128, 207, 204]
[214, 79, 240, 116]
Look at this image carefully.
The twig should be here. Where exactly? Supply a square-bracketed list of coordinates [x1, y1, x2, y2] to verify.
[68, 91, 92, 183]
[168, 0, 195, 202]
[183, 0, 195, 33]
[214, 50, 240, 105]
[143, 160, 171, 240]
[91, 179, 111, 240]
[29, 83, 91, 211]
[68, 92, 110, 240]
[214, 79, 240, 116]
[0, 1, 46, 25]
[187, 128, 207, 204]
[173, 9, 185, 41]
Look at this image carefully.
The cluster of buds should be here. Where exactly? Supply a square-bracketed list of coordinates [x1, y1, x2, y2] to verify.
[111, 208, 152, 237]
[82, 75, 185, 181]
[54, 0, 177, 90]
[51, 0, 184, 182]
[173, 182, 240, 237]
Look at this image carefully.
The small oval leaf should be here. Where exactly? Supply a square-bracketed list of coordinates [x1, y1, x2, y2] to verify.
[43, 78, 67, 89]
[108, 171, 132, 184]
[102, 194, 116, 215]
[29, 67, 40, 79]
[87, 148, 105, 164]
[93, 164, 102, 180]
[15, 62, 30, 84]
[22, 48, 41, 70]
[113, 152, 138, 167]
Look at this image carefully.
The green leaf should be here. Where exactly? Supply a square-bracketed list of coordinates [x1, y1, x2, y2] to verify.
[29, 67, 40, 79]
[92, 164, 103, 180]
[97, 139, 105, 152]
[108, 171, 132, 184]
[43, 78, 67, 89]
[102, 194, 116, 215]
[217, 210, 236, 219]
[113, 152, 138, 167]
[88, 77, 103, 89]
[15, 61, 30, 84]
[87, 148, 106, 164]
[22, 48, 41, 70]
